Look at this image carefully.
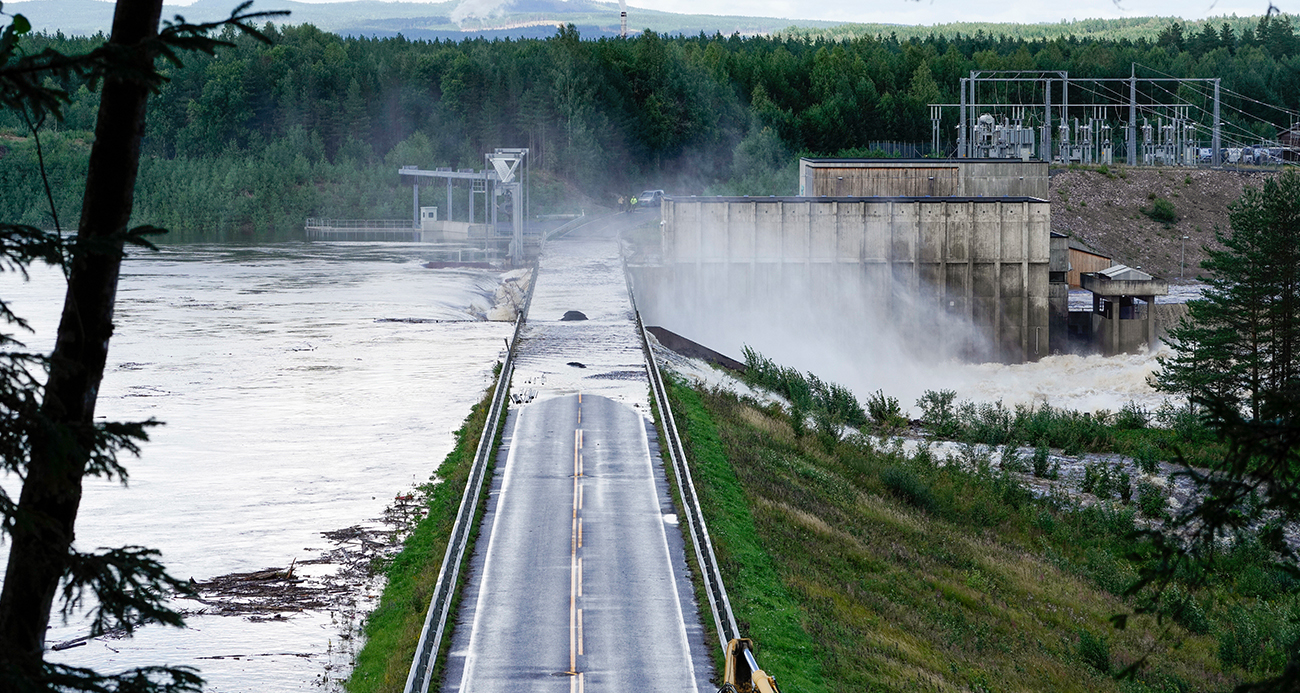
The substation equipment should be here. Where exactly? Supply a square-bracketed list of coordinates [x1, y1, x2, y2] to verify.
[931, 69, 1225, 166]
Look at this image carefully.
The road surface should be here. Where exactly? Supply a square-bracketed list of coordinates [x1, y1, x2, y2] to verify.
[440, 219, 713, 692]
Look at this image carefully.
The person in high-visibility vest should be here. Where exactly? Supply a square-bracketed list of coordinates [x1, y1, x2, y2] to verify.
[630, 196, 638, 208]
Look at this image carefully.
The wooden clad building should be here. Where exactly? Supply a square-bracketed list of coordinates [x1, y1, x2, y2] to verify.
[1281, 124, 1300, 163]
[1068, 243, 1113, 288]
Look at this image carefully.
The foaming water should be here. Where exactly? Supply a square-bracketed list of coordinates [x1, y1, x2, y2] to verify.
[951, 346, 1175, 413]
[663, 306, 1175, 417]
[0, 242, 513, 691]
[803, 346, 1174, 418]
[662, 306, 1175, 417]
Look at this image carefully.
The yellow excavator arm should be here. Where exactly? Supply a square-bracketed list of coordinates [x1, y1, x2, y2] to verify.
[722, 638, 780, 693]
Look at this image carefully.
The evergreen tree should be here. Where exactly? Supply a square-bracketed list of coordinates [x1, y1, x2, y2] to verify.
[1191, 22, 1219, 56]
[1156, 169, 1300, 420]
[1156, 21, 1185, 51]
[1219, 22, 1236, 54]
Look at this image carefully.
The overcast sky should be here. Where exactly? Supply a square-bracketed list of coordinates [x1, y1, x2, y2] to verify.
[161, 0, 1293, 26]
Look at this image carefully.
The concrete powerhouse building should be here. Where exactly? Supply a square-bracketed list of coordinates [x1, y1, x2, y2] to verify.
[637, 193, 1054, 363]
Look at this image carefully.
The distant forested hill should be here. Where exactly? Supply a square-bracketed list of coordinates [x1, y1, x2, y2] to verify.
[1, 15, 1297, 240]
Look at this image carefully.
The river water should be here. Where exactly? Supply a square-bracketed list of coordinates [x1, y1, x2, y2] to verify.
[0, 242, 514, 691]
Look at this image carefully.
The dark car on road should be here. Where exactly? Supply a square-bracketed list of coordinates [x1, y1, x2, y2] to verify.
[633, 190, 664, 210]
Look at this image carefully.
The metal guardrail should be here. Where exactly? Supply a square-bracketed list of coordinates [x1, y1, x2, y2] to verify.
[403, 267, 536, 693]
[625, 258, 739, 650]
[639, 312, 740, 650]
[305, 218, 416, 229]
[540, 211, 589, 244]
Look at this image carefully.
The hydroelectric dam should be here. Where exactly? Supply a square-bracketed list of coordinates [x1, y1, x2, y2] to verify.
[400, 158, 1170, 692]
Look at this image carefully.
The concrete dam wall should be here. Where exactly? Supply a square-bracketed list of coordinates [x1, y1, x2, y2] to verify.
[630, 196, 1052, 364]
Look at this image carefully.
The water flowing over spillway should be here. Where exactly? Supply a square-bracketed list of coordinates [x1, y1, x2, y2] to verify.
[0, 243, 513, 691]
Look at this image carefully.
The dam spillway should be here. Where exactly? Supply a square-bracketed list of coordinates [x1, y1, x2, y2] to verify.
[631, 195, 1053, 365]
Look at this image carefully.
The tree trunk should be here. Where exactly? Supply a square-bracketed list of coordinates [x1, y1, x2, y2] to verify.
[0, 0, 163, 677]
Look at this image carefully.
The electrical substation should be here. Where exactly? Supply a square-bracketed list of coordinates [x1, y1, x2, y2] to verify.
[932, 67, 1296, 166]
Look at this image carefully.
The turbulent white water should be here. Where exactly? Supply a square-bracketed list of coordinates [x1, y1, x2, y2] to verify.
[686, 325, 1176, 419]
[946, 346, 1176, 414]
[0, 243, 513, 691]
[657, 285, 1193, 418]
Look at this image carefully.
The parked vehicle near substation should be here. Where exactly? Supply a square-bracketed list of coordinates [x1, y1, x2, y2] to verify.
[634, 190, 665, 210]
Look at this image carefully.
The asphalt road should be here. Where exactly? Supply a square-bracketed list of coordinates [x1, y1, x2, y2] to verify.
[442, 393, 707, 692]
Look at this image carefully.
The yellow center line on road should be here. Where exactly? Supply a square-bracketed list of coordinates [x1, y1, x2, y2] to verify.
[569, 552, 577, 673]
[569, 396, 584, 677]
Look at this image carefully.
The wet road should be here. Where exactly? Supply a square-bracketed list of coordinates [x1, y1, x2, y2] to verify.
[441, 220, 711, 692]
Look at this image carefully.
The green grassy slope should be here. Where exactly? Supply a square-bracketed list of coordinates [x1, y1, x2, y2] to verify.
[669, 378, 1286, 692]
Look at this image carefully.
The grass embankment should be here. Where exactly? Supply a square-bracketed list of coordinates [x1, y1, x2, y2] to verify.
[669, 377, 1293, 692]
[346, 372, 503, 693]
[664, 384, 828, 692]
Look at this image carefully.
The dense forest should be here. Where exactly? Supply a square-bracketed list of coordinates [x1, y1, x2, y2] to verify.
[1, 14, 1298, 240]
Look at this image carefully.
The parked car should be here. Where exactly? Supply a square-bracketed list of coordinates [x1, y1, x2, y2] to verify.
[634, 189, 665, 210]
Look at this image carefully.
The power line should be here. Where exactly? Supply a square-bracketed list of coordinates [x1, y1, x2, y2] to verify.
[1137, 62, 1300, 121]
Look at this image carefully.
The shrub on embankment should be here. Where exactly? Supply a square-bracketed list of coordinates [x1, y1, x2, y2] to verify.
[915, 388, 1223, 467]
[741, 346, 874, 434]
[738, 346, 1218, 466]
[346, 372, 501, 693]
[669, 378, 1292, 691]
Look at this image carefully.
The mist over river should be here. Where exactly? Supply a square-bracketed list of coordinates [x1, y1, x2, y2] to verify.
[0, 243, 513, 691]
